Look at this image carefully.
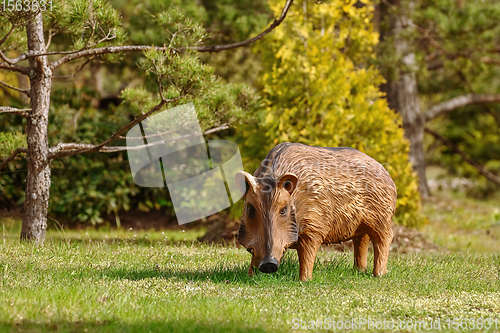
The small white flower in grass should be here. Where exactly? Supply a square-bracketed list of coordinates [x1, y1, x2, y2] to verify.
[184, 283, 200, 292]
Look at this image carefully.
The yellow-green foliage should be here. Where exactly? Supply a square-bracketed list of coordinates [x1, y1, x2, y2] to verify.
[240, 0, 424, 227]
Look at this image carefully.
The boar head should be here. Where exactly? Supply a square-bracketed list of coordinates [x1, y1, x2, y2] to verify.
[235, 171, 299, 274]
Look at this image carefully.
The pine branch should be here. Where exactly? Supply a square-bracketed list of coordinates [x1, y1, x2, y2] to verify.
[425, 128, 500, 186]
[48, 0, 294, 69]
[0, 147, 27, 172]
[0, 106, 31, 117]
[0, 80, 30, 96]
[424, 94, 500, 122]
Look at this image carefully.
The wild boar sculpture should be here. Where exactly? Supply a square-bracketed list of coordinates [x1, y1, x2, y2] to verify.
[235, 142, 397, 281]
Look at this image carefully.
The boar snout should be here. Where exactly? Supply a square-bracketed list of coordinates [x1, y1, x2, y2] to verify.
[259, 256, 279, 273]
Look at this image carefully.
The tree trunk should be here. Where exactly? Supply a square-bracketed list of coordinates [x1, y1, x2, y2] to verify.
[379, 1, 430, 198]
[385, 64, 429, 198]
[21, 13, 52, 243]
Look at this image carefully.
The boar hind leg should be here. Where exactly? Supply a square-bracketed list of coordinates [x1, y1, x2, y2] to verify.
[353, 234, 370, 272]
[297, 236, 322, 282]
[371, 227, 393, 277]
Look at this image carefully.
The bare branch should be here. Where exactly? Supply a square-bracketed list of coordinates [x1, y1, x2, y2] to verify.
[424, 94, 500, 122]
[203, 124, 230, 135]
[0, 24, 23, 65]
[0, 51, 14, 64]
[48, 98, 177, 159]
[2, 52, 28, 64]
[50, 45, 165, 69]
[0, 147, 27, 172]
[190, 0, 293, 52]
[0, 62, 30, 75]
[87, 99, 171, 152]
[426, 46, 500, 71]
[53, 57, 94, 80]
[9, 46, 100, 64]
[45, 27, 56, 50]
[0, 106, 31, 117]
[427, 53, 463, 71]
[454, 69, 500, 127]
[120, 123, 229, 140]
[7, 27, 116, 65]
[480, 56, 500, 66]
[380, 0, 396, 10]
[48, 141, 163, 158]
[0, 23, 16, 46]
[49, 123, 230, 159]
[0, 80, 30, 96]
[49, 0, 294, 68]
[425, 128, 500, 186]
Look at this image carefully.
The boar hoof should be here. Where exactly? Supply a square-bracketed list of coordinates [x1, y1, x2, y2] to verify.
[259, 256, 279, 273]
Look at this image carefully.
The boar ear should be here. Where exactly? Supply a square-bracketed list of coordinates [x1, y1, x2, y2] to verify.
[235, 171, 257, 196]
[278, 173, 298, 195]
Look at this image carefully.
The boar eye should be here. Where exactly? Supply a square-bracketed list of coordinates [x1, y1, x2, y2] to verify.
[280, 206, 288, 215]
[247, 248, 254, 255]
[246, 204, 256, 218]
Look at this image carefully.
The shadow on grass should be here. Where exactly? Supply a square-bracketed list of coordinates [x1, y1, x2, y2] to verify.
[42, 236, 203, 247]
[2, 318, 268, 333]
[97, 259, 302, 285]
[95, 253, 360, 285]
[99, 263, 253, 284]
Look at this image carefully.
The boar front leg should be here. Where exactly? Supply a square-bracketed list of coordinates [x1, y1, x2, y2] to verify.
[297, 235, 322, 281]
[371, 226, 393, 276]
[247, 265, 254, 277]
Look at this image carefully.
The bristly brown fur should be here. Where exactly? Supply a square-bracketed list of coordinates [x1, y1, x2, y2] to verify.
[237, 142, 397, 281]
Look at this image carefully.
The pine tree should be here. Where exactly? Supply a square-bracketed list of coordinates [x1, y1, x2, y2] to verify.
[0, 0, 294, 242]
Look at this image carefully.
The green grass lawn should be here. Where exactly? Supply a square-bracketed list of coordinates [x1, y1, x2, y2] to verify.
[421, 190, 500, 253]
[1, 219, 499, 332]
[1, 188, 500, 333]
